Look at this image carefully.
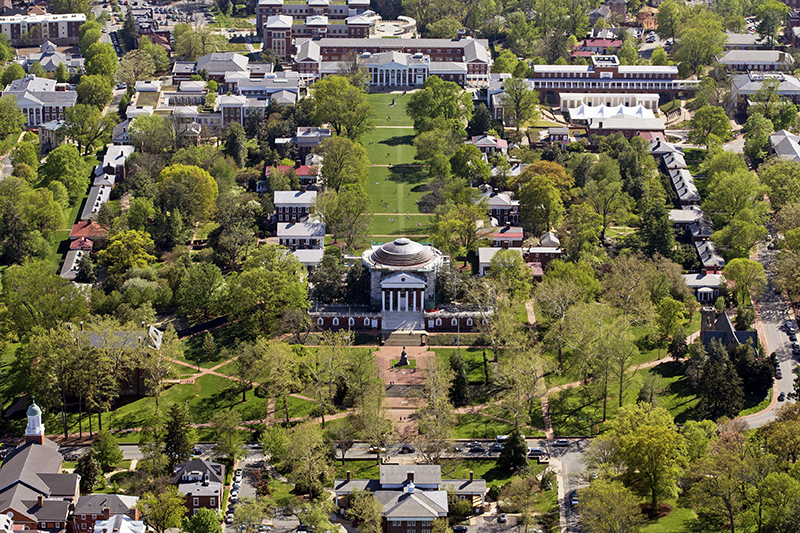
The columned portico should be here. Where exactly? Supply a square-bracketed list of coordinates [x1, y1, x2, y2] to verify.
[381, 273, 426, 312]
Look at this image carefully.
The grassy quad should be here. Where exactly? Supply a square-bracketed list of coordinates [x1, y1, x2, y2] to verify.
[365, 92, 415, 126]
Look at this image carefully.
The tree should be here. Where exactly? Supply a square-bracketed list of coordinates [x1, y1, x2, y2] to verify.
[497, 429, 528, 472]
[430, 201, 489, 264]
[743, 112, 773, 163]
[406, 75, 473, 133]
[315, 137, 369, 192]
[703, 169, 767, 227]
[233, 498, 272, 533]
[157, 164, 219, 222]
[518, 174, 563, 235]
[612, 405, 684, 509]
[176, 262, 225, 322]
[129, 114, 176, 154]
[75, 451, 101, 494]
[227, 244, 309, 336]
[258, 341, 300, 425]
[181, 508, 221, 533]
[688, 106, 732, 148]
[139, 35, 170, 72]
[163, 402, 195, 470]
[116, 49, 156, 91]
[99, 230, 156, 277]
[650, 47, 671, 66]
[223, 122, 248, 167]
[336, 51, 369, 91]
[311, 76, 373, 140]
[281, 422, 334, 496]
[656, 297, 684, 339]
[85, 45, 118, 78]
[579, 479, 646, 533]
[138, 488, 187, 533]
[488, 249, 532, 300]
[697, 339, 745, 419]
[425, 15, 462, 38]
[417, 355, 456, 464]
[344, 492, 382, 533]
[77, 74, 113, 109]
[1, 63, 25, 86]
[311, 187, 372, 250]
[310, 253, 344, 303]
[93, 430, 124, 472]
[492, 50, 519, 74]
[449, 350, 469, 407]
[498, 77, 539, 131]
[55, 62, 69, 83]
[675, 14, 726, 73]
[0, 95, 25, 137]
[209, 410, 246, 461]
[638, 198, 675, 258]
[11, 142, 39, 171]
[79, 22, 102, 56]
[63, 104, 118, 155]
[581, 162, 630, 242]
[468, 103, 492, 136]
[120, 9, 138, 49]
[756, 0, 789, 49]
[38, 144, 89, 201]
[723, 258, 766, 306]
[305, 331, 349, 429]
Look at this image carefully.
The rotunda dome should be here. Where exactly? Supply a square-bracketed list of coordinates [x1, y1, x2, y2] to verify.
[372, 238, 434, 267]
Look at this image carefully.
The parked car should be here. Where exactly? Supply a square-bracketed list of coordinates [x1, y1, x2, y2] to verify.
[787, 320, 795, 333]
[779, 392, 787, 401]
[469, 446, 486, 453]
[400, 445, 415, 453]
[233, 482, 241, 490]
[777, 369, 783, 379]
[453, 445, 463, 452]
[792, 342, 800, 355]
[570, 491, 579, 508]
[490, 443, 504, 452]
[369, 445, 387, 453]
[528, 447, 547, 457]
[553, 439, 570, 447]
[226, 514, 234, 524]
[498, 514, 507, 524]
[452, 526, 468, 533]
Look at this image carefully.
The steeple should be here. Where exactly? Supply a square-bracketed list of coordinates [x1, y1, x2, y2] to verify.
[24, 398, 45, 445]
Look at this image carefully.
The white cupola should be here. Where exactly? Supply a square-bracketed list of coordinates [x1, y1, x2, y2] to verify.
[24, 400, 45, 444]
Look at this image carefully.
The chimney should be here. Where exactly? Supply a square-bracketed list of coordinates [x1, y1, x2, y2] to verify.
[37, 495, 44, 507]
[141, 321, 146, 330]
[103, 507, 111, 520]
[346, 471, 351, 481]
[469, 471, 474, 481]
[80, 321, 84, 331]
[406, 472, 414, 483]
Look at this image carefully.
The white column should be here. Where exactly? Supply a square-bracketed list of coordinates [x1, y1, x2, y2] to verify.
[412, 289, 416, 312]
[389, 290, 393, 312]
[382, 290, 386, 312]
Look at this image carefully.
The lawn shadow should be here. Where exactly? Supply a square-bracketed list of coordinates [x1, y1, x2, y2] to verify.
[683, 510, 726, 533]
[193, 382, 242, 423]
[389, 165, 428, 185]
[380, 135, 414, 147]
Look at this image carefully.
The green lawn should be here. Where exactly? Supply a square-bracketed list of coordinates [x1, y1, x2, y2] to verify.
[453, 413, 517, 440]
[135, 91, 159, 107]
[195, 222, 219, 240]
[364, 165, 429, 216]
[390, 358, 417, 368]
[640, 499, 706, 533]
[435, 348, 492, 384]
[365, 93, 414, 127]
[369, 215, 430, 236]
[361, 128, 417, 167]
[335, 460, 381, 480]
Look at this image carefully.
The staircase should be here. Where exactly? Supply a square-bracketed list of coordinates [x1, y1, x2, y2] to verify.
[383, 331, 426, 346]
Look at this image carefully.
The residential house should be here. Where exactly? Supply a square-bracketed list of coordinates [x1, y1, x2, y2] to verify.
[73, 495, 140, 533]
[695, 240, 725, 274]
[466, 135, 508, 155]
[523, 231, 564, 270]
[769, 129, 800, 163]
[2, 75, 76, 126]
[274, 190, 317, 222]
[669, 169, 701, 206]
[487, 224, 523, 248]
[548, 127, 570, 147]
[92, 515, 146, 533]
[101, 145, 134, 181]
[683, 274, 725, 303]
[37, 119, 64, 152]
[0, 402, 79, 531]
[575, 38, 622, 56]
[478, 247, 522, 276]
[479, 189, 519, 225]
[277, 220, 326, 250]
[26, 40, 83, 72]
[723, 32, 763, 50]
[334, 465, 486, 533]
[171, 459, 224, 517]
[172, 53, 274, 92]
[292, 248, 324, 273]
[68, 220, 108, 241]
[588, 5, 610, 26]
[276, 127, 332, 161]
[112, 119, 132, 146]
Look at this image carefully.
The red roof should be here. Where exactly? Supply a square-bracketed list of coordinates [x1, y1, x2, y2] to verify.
[69, 237, 93, 251]
[264, 164, 293, 177]
[527, 262, 544, 277]
[583, 38, 622, 48]
[570, 50, 594, 58]
[638, 131, 666, 142]
[69, 220, 108, 240]
[295, 165, 318, 176]
[492, 225, 524, 240]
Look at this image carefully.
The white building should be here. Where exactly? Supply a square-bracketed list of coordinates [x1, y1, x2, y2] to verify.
[2, 75, 76, 126]
[274, 190, 317, 223]
[277, 220, 326, 250]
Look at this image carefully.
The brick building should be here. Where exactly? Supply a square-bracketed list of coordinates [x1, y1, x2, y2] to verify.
[171, 459, 224, 516]
[72, 495, 139, 533]
[0, 12, 84, 46]
[2, 75, 76, 126]
[257, 0, 371, 37]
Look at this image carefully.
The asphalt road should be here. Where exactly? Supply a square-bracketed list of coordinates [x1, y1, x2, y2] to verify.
[745, 240, 798, 429]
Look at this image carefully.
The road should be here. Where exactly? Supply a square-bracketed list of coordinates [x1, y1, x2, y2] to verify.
[744, 240, 798, 429]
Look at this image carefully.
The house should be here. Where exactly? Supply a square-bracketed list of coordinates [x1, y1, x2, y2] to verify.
[523, 231, 564, 270]
[683, 273, 725, 303]
[292, 248, 324, 273]
[648, 139, 683, 157]
[134, 80, 161, 92]
[318, 50, 472, 87]
[731, 72, 800, 110]
[277, 220, 326, 250]
[717, 50, 793, 71]
[479, 189, 519, 225]
[699, 307, 758, 350]
[81, 185, 112, 221]
[478, 247, 523, 276]
[275, 127, 332, 161]
[548, 127, 570, 147]
[274, 190, 317, 222]
[101, 145, 134, 180]
[662, 151, 686, 170]
[577, 38, 622, 55]
[37, 119, 64, 152]
[26, 40, 83, 72]
[669, 169, 701, 206]
[256, 0, 373, 39]
[2, 75, 76, 126]
[606, 0, 627, 19]
[668, 206, 702, 230]
[112, 119, 133, 146]
[60, 249, 88, 280]
[467, 135, 508, 155]
[559, 92, 660, 113]
[0, 401, 79, 531]
[92, 515, 146, 533]
[69, 220, 108, 241]
[695, 240, 725, 274]
[723, 32, 763, 50]
[73, 495, 140, 533]
[172, 52, 274, 92]
[769, 129, 800, 163]
[487, 224, 524, 248]
[334, 465, 486, 533]
[171, 459, 224, 517]
[588, 5, 610, 26]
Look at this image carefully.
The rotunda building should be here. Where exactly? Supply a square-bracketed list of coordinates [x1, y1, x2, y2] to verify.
[362, 238, 447, 314]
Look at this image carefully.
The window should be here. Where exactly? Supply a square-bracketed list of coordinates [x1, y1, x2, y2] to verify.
[81, 516, 86, 520]
[466, 318, 473, 326]
[451, 318, 458, 326]
[409, 522, 416, 526]
[193, 497, 199, 506]
[210, 498, 215, 506]
[348, 317, 355, 326]
[391, 521, 402, 527]
[364, 317, 370, 326]
[333, 317, 340, 326]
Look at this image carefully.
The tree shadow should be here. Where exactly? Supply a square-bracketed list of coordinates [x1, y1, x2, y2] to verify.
[389, 165, 428, 185]
[379, 135, 414, 147]
[683, 510, 727, 533]
[194, 383, 242, 423]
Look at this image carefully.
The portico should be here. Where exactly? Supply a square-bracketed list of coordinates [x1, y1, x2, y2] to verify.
[381, 273, 426, 312]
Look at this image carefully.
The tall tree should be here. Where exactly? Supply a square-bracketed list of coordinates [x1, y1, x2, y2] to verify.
[163, 402, 195, 470]
[311, 76, 374, 140]
[406, 75, 473, 133]
[311, 186, 372, 250]
[723, 258, 766, 306]
[688, 106, 733, 148]
[315, 137, 370, 193]
[138, 488, 187, 533]
[63, 104, 118, 155]
[305, 331, 349, 428]
[209, 410, 246, 461]
[430, 200, 489, 264]
[93, 430, 124, 472]
[38, 144, 89, 201]
[181, 508, 222, 533]
[75, 450, 101, 494]
[579, 479, 646, 533]
[224, 122, 248, 167]
[498, 77, 539, 131]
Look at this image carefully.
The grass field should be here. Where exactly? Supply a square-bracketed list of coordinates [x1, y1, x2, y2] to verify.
[135, 91, 160, 107]
[365, 93, 414, 126]
[434, 348, 492, 384]
[369, 215, 431, 236]
[364, 164, 429, 212]
[453, 413, 517, 440]
[361, 128, 417, 166]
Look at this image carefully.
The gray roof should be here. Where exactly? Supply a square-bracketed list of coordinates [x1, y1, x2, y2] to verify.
[380, 465, 441, 485]
[732, 72, 800, 96]
[94, 514, 146, 533]
[695, 240, 725, 269]
[478, 247, 522, 265]
[374, 490, 448, 519]
[196, 52, 249, 74]
[770, 129, 800, 163]
[702, 312, 757, 349]
[440, 479, 488, 494]
[277, 221, 326, 238]
[718, 49, 792, 65]
[7, 75, 54, 92]
[274, 190, 317, 205]
[724, 32, 761, 46]
[668, 207, 702, 224]
[0, 441, 63, 494]
[172, 458, 224, 485]
[682, 273, 724, 289]
[76, 494, 139, 515]
[172, 61, 195, 74]
[295, 37, 490, 52]
[333, 479, 380, 493]
[272, 89, 297, 105]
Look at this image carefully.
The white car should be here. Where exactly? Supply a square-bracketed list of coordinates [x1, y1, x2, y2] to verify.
[226, 514, 234, 524]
